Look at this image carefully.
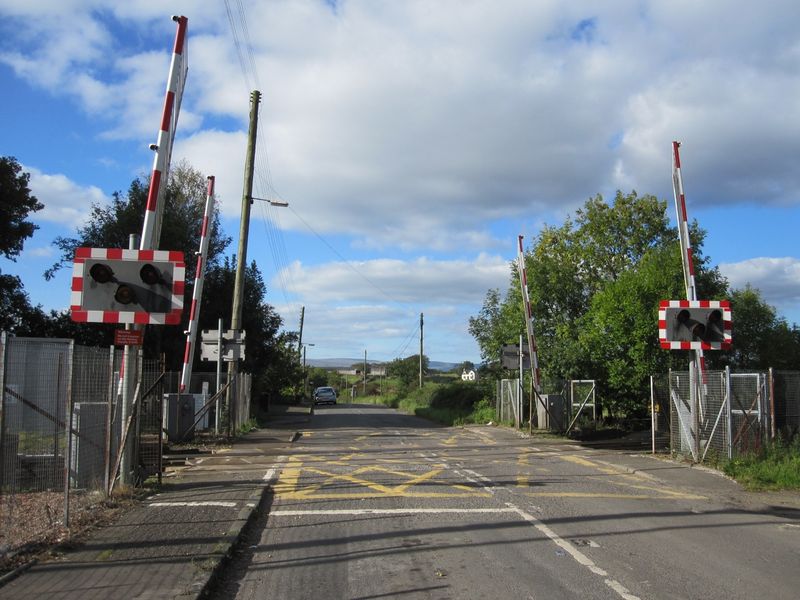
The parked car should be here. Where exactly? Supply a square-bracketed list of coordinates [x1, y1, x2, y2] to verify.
[313, 386, 337, 405]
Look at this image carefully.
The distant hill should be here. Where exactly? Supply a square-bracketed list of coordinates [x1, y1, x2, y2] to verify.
[307, 357, 460, 372]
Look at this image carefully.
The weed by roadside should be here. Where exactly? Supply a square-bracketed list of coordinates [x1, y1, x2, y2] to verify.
[722, 436, 800, 491]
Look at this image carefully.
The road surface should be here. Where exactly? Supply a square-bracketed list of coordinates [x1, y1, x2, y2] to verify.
[208, 404, 800, 600]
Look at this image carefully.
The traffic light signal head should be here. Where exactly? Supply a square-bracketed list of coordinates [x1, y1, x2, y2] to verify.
[659, 300, 732, 350]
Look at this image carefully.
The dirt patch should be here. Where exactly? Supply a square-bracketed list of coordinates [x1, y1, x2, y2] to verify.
[0, 489, 140, 576]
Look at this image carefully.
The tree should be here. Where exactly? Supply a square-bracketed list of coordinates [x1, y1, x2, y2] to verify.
[724, 286, 800, 370]
[0, 156, 44, 260]
[43, 163, 232, 357]
[469, 189, 729, 417]
[0, 274, 48, 334]
[468, 286, 522, 365]
[307, 367, 329, 390]
[577, 246, 685, 416]
[199, 257, 289, 407]
[46, 161, 230, 282]
[0, 156, 45, 334]
[387, 354, 429, 386]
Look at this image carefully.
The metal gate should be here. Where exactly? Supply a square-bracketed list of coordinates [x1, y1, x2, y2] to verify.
[729, 373, 767, 455]
[667, 368, 772, 461]
[497, 378, 521, 427]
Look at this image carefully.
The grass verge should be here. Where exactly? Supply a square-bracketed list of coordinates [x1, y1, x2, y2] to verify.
[722, 437, 800, 491]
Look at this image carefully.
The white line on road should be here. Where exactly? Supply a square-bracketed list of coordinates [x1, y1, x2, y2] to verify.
[507, 502, 641, 600]
[263, 455, 287, 482]
[149, 501, 238, 508]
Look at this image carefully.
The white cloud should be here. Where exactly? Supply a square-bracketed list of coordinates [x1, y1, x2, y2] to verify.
[279, 254, 510, 305]
[270, 254, 510, 361]
[173, 129, 248, 217]
[24, 246, 55, 259]
[25, 166, 110, 227]
[720, 257, 800, 309]
[5, 1, 800, 251]
[5, 1, 800, 357]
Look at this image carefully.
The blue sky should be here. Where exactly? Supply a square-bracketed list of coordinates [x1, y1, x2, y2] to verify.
[1, 1, 799, 365]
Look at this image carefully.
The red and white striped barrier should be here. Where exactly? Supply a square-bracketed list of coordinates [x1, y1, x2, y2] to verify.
[141, 15, 189, 251]
[671, 142, 698, 302]
[180, 176, 215, 392]
[70, 247, 185, 325]
[517, 235, 541, 392]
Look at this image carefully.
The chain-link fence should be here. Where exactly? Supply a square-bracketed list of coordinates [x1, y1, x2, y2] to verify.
[0, 337, 156, 559]
[658, 368, 800, 463]
[650, 374, 671, 451]
[1, 336, 73, 558]
[0, 335, 254, 560]
[497, 379, 522, 426]
[773, 371, 800, 440]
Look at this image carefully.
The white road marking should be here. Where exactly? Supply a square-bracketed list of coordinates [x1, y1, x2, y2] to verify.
[149, 501, 237, 508]
[507, 502, 641, 600]
[459, 468, 499, 494]
[263, 455, 287, 482]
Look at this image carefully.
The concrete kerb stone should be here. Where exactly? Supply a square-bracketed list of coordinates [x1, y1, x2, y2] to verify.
[177, 483, 271, 600]
[0, 559, 38, 589]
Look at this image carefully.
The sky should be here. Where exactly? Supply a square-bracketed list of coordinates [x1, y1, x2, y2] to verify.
[1, 0, 799, 365]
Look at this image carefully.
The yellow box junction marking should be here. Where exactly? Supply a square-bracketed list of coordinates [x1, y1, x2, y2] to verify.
[273, 457, 492, 499]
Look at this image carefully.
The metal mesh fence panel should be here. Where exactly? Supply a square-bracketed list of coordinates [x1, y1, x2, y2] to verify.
[697, 370, 729, 462]
[668, 369, 728, 461]
[729, 373, 768, 456]
[651, 375, 671, 452]
[1, 337, 72, 557]
[67, 345, 116, 525]
[69, 346, 114, 489]
[773, 371, 800, 440]
[669, 370, 694, 459]
[136, 358, 164, 484]
[497, 379, 519, 425]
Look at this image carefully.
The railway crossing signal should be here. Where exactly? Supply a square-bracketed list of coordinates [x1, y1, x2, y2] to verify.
[70, 248, 185, 325]
[659, 300, 732, 350]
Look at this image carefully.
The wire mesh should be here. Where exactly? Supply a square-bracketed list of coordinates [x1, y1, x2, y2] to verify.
[729, 373, 767, 455]
[651, 374, 671, 452]
[136, 358, 164, 484]
[668, 369, 729, 461]
[1, 337, 72, 556]
[773, 371, 800, 440]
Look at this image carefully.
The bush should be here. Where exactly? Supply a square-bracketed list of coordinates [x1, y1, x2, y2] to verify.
[723, 435, 800, 491]
[429, 382, 483, 411]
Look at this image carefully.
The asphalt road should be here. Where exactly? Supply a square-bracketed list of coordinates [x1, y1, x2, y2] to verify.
[208, 404, 800, 600]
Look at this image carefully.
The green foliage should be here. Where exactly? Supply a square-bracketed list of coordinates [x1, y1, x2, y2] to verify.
[46, 161, 231, 280]
[0, 156, 47, 334]
[306, 367, 329, 390]
[468, 189, 755, 418]
[468, 287, 522, 365]
[723, 436, 800, 490]
[386, 354, 429, 386]
[577, 245, 686, 416]
[0, 156, 44, 260]
[429, 382, 483, 412]
[723, 286, 800, 370]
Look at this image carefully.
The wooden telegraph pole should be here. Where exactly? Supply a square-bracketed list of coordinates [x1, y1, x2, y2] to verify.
[226, 90, 260, 436]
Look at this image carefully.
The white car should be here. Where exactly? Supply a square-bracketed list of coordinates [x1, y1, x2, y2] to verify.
[313, 386, 337, 405]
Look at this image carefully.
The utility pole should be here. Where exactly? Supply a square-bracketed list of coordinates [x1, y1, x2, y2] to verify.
[419, 312, 424, 388]
[294, 306, 305, 402]
[363, 349, 367, 395]
[226, 89, 260, 436]
[297, 306, 305, 355]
